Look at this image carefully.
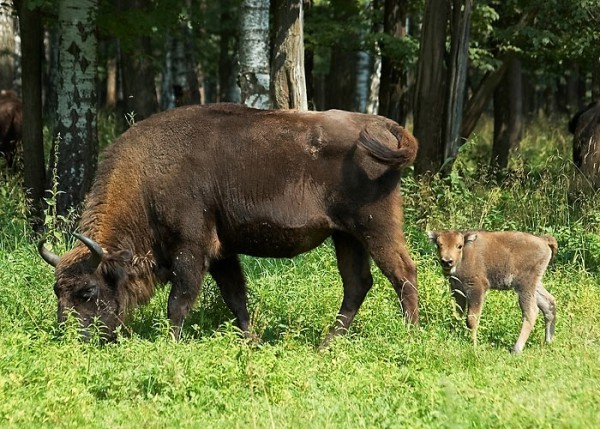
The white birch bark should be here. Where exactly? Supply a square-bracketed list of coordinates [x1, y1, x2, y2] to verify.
[55, 0, 98, 213]
[0, 0, 16, 90]
[238, 0, 271, 109]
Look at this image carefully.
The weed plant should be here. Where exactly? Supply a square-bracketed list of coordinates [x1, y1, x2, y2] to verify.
[0, 117, 599, 428]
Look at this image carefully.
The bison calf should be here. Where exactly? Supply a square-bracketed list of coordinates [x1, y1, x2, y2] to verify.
[428, 230, 557, 353]
[0, 89, 22, 169]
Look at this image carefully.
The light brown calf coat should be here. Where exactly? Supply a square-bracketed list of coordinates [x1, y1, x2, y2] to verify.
[428, 230, 557, 353]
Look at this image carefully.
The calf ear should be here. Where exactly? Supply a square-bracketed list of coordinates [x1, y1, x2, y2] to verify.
[427, 231, 438, 243]
[464, 233, 478, 244]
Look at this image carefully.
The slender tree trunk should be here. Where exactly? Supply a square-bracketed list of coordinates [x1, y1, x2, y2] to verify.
[443, 0, 473, 165]
[460, 60, 509, 139]
[491, 56, 522, 171]
[118, 0, 158, 122]
[43, 29, 59, 130]
[592, 57, 600, 100]
[413, 0, 449, 175]
[15, 0, 45, 218]
[55, 0, 98, 214]
[378, 0, 408, 124]
[218, 0, 240, 103]
[0, 0, 16, 90]
[106, 56, 117, 109]
[271, 0, 307, 110]
[239, 0, 271, 109]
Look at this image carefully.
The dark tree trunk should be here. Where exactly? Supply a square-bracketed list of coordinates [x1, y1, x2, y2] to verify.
[43, 29, 59, 130]
[491, 56, 523, 171]
[413, 0, 449, 175]
[118, 0, 158, 122]
[460, 60, 509, 139]
[0, 0, 16, 91]
[15, 0, 45, 218]
[218, 1, 239, 102]
[324, 0, 359, 111]
[377, 0, 408, 125]
[592, 57, 600, 100]
[271, 0, 307, 110]
[443, 0, 472, 168]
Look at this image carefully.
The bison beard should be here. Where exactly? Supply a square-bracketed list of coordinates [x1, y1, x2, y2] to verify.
[38, 103, 419, 346]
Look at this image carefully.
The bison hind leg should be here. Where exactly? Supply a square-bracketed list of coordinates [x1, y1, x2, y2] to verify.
[320, 232, 373, 349]
[536, 285, 556, 344]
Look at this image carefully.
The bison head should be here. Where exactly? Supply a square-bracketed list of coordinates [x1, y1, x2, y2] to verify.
[428, 230, 478, 275]
[38, 234, 132, 341]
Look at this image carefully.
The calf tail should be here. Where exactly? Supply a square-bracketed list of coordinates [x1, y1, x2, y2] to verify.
[357, 121, 418, 169]
[542, 235, 559, 261]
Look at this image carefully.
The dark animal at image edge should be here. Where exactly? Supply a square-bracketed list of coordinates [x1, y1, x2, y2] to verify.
[39, 103, 419, 346]
[0, 89, 22, 169]
[568, 100, 600, 190]
[428, 230, 557, 353]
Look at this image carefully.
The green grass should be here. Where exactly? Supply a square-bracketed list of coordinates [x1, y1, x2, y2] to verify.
[1, 118, 599, 428]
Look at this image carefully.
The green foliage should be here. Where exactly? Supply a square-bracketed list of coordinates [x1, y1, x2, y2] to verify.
[1, 117, 600, 427]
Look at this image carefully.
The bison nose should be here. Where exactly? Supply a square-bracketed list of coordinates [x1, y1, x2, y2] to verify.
[441, 258, 454, 268]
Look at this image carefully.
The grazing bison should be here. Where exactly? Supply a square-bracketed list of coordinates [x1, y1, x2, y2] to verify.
[39, 103, 419, 345]
[0, 89, 22, 169]
[568, 100, 600, 191]
[428, 230, 557, 353]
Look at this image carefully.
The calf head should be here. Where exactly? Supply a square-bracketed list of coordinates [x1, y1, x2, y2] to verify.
[38, 234, 132, 341]
[428, 230, 478, 275]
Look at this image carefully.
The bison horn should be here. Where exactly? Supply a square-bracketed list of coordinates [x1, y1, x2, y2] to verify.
[73, 233, 104, 270]
[37, 241, 61, 267]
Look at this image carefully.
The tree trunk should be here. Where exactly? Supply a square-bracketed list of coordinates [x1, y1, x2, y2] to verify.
[443, 0, 473, 166]
[15, 0, 45, 217]
[271, 0, 307, 110]
[592, 57, 600, 100]
[378, 0, 408, 124]
[118, 0, 158, 122]
[0, 0, 16, 91]
[491, 56, 523, 171]
[43, 29, 59, 130]
[239, 0, 271, 109]
[413, 0, 449, 175]
[460, 60, 509, 139]
[218, 0, 240, 103]
[55, 0, 98, 214]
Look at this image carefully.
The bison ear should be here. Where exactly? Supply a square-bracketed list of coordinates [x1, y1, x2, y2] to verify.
[101, 250, 132, 288]
[464, 233, 478, 244]
[427, 231, 438, 243]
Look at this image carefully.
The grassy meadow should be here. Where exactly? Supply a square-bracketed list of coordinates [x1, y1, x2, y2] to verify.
[1, 118, 599, 428]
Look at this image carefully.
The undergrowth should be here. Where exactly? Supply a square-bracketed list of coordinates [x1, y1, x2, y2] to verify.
[0, 116, 599, 428]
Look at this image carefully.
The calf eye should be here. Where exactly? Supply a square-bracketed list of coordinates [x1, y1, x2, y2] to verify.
[457, 244, 463, 249]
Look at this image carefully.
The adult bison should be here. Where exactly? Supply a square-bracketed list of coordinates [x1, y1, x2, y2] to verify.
[0, 89, 22, 169]
[38, 103, 419, 345]
[569, 100, 600, 191]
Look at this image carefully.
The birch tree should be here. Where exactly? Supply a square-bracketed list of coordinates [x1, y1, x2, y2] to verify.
[271, 0, 307, 110]
[0, 0, 16, 90]
[55, 0, 98, 214]
[238, 0, 271, 109]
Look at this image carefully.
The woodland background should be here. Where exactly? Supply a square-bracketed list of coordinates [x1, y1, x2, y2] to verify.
[1, 0, 599, 218]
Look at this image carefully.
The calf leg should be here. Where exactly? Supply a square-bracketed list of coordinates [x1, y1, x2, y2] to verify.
[466, 288, 486, 349]
[209, 255, 251, 337]
[450, 283, 467, 317]
[321, 232, 373, 348]
[513, 289, 539, 353]
[536, 285, 556, 343]
[167, 245, 208, 340]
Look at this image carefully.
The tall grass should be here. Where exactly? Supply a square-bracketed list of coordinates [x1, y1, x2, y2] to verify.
[0, 117, 599, 428]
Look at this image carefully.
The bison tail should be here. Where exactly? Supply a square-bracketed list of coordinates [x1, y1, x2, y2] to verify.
[542, 235, 559, 260]
[357, 122, 418, 168]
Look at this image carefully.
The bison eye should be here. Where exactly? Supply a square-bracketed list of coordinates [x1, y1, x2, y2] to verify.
[78, 283, 98, 302]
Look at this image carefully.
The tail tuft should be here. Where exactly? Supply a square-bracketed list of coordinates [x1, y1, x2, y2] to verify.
[357, 121, 418, 168]
[542, 235, 559, 260]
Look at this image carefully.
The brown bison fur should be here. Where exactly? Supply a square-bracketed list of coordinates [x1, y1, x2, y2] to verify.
[428, 230, 557, 353]
[0, 89, 22, 169]
[39, 103, 420, 345]
[569, 100, 600, 191]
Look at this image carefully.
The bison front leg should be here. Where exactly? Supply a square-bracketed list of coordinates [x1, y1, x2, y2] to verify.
[167, 247, 208, 340]
[465, 287, 486, 349]
[209, 255, 252, 339]
[320, 232, 373, 349]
